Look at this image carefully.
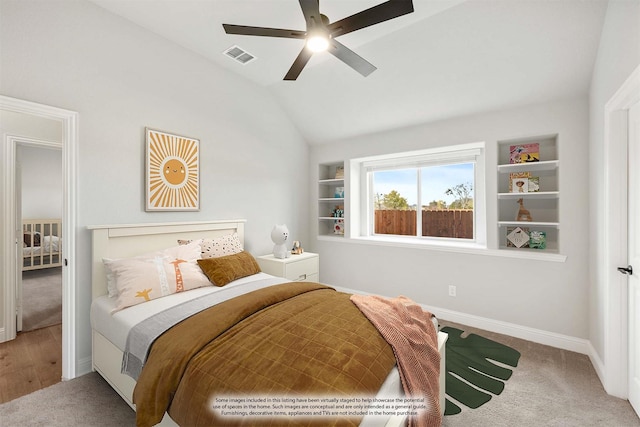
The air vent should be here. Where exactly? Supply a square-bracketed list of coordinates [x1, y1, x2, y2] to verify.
[223, 45, 256, 65]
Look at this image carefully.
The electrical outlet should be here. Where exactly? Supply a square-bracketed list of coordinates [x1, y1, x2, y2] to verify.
[448, 285, 457, 297]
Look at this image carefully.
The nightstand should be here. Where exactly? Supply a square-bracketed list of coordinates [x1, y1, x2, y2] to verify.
[256, 252, 319, 282]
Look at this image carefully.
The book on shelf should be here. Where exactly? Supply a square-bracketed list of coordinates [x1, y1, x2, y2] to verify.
[529, 231, 547, 249]
[509, 143, 540, 164]
[509, 172, 540, 193]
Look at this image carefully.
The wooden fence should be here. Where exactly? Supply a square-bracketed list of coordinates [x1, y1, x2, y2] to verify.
[374, 209, 473, 238]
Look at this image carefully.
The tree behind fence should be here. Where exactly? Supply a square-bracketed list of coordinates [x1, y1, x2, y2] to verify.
[374, 209, 473, 238]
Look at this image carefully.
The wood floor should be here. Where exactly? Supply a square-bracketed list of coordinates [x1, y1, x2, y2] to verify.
[0, 324, 62, 404]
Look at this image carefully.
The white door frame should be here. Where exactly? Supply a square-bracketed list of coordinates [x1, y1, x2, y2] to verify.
[1, 95, 78, 380]
[603, 65, 640, 398]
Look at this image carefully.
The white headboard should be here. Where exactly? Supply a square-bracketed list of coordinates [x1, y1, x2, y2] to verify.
[88, 220, 246, 299]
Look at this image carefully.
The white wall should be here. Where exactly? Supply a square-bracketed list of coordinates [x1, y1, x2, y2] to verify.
[19, 145, 63, 219]
[310, 96, 590, 341]
[0, 0, 309, 372]
[588, 0, 640, 368]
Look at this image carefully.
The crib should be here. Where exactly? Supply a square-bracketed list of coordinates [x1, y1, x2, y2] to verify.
[22, 219, 62, 271]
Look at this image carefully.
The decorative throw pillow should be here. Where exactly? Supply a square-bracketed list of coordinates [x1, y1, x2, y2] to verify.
[104, 241, 203, 297]
[197, 251, 261, 287]
[178, 233, 243, 259]
[103, 241, 211, 309]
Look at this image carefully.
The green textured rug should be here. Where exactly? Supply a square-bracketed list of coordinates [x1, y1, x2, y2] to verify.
[441, 326, 521, 415]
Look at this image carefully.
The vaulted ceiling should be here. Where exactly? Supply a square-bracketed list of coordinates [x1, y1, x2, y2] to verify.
[89, 0, 608, 144]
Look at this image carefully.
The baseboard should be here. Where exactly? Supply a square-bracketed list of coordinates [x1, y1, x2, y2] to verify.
[333, 285, 591, 355]
[424, 305, 591, 355]
[587, 340, 607, 390]
[74, 355, 93, 379]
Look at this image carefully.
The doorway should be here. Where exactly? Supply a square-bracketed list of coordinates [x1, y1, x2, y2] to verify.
[603, 65, 640, 417]
[1, 95, 78, 380]
[17, 144, 63, 333]
[627, 101, 639, 418]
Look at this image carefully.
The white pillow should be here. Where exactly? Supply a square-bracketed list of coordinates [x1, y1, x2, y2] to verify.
[103, 258, 119, 297]
[178, 233, 243, 259]
[102, 241, 210, 309]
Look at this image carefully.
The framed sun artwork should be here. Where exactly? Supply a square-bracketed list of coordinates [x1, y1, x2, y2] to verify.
[145, 128, 200, 211]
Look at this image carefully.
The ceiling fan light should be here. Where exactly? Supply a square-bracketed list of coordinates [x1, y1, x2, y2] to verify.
[306, 35, 329, 52]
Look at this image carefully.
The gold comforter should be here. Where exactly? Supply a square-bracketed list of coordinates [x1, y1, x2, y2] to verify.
[133, 282, 396, 427]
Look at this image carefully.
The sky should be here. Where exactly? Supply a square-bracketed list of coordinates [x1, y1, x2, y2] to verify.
[372, 163, 474, 207]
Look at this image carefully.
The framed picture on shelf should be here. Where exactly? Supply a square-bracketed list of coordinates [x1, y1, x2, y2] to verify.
[527, 176, 540, 192]
[529, 231, 547, 249]
[511, 177, 529, 193]
[335, 166, 344, 179]
[506, 227, 530, 248]
[509, 143, 540, 164]
[509, 172, 540, 193]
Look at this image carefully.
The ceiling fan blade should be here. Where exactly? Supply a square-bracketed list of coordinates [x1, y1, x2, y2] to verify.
[328, 0, 414, 37]
[328, 39, 376, 77]
[298, 0, 322, 28]
[223, 24, 305, 39]
[284, 47, 314, 80]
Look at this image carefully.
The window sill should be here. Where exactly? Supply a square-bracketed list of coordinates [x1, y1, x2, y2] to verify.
[319, 235, 567, 262]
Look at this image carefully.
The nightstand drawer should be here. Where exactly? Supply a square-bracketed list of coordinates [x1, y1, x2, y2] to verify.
[302, 273, 319, 282]
[284, 257, 319, 281]
[256, 252, 319, 282]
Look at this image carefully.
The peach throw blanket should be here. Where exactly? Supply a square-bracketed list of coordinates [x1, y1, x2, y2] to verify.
[350, 294, 442, 427]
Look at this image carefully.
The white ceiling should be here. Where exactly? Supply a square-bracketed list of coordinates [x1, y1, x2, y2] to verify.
[89, 0, 608, 144]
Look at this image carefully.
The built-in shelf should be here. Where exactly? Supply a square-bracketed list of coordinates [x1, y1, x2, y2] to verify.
[318, 162, 345, 237]
[498, 221, 560, 229]
[497, 191, 559, 199]
[497, 160, 559, 174]
[319, 178, 344, 185]
[497, 135, 560, 253]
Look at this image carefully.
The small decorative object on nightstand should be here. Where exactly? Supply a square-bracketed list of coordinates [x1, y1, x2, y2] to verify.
[271, 224, 290, 259]
[291, 240, 304, 255]
[256, 252, 319, 282]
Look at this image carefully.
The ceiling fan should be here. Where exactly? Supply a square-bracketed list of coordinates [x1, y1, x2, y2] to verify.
[223, 0, 415, 80]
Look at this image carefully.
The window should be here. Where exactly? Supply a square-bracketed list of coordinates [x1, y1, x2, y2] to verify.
[354, 143, 485, 247]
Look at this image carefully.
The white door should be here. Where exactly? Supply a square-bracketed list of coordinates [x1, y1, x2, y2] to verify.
[628, 101, 640, 418]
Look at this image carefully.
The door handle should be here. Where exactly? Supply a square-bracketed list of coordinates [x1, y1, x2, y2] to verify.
[617, 265, 633, 275]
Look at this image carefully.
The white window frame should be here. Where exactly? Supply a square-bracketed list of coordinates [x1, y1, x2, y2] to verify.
[352, 142, 486, 249]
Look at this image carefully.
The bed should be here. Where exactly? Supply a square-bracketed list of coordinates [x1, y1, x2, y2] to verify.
[89, 220, 447, 427]
[22, 218, 62, 271]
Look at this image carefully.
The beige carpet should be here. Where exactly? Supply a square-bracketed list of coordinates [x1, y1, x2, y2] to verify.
[21, 267, 62, 331]
[0, 371, 136, 427]
[0, 321, 638, 427]
[440, 321, 639, 427]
